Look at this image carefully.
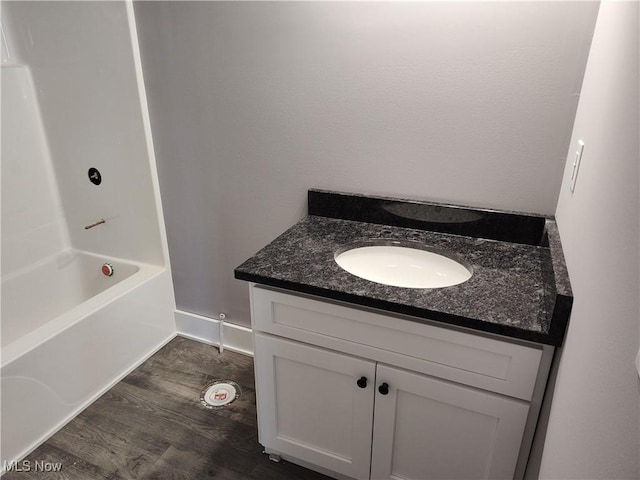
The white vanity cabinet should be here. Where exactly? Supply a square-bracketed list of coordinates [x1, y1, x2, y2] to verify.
[249, 285, 551, 480]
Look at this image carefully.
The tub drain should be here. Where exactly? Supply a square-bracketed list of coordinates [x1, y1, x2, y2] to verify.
[200, 380, 241, 409]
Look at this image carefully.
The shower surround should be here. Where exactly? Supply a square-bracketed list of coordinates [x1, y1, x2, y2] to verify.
[1, 1, 176, 465]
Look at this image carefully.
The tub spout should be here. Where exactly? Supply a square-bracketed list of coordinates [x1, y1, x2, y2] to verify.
[84, 219, 106, 230]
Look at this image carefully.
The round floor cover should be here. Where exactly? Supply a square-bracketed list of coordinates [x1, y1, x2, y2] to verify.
[200, 380, 241, 409]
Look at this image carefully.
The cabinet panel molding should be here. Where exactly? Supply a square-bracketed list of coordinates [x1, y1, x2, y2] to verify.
[254, 333, 376, 479]
[370, 364, 529, 480]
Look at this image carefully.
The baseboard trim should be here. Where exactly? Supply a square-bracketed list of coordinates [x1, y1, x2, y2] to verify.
[174, 310, 253, 356]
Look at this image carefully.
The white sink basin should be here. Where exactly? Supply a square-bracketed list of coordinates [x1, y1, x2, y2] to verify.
[335, 244, 472, 289]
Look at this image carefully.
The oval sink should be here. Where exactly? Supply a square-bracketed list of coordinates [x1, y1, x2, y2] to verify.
[335, 244, 472, 289]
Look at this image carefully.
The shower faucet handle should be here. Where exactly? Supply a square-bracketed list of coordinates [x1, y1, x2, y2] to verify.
[88, 167, 102, 185]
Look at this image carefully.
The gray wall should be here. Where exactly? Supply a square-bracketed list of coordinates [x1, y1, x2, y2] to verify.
[537, 2, 639, 477]
[134, 1, 598, 326]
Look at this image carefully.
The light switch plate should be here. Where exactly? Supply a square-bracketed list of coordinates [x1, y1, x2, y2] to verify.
[570, 140, 585, 193]
[635, 349, 640, 379]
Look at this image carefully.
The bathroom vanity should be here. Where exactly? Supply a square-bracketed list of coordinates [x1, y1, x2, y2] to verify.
[235, 190, 572, 480]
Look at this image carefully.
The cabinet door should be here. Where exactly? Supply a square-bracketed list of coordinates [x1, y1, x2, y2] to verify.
[254, 333, 376, 479]
[370, 365, 529, 480]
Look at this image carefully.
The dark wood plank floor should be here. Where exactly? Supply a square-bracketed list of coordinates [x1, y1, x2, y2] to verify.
[5, 336, 331, 479]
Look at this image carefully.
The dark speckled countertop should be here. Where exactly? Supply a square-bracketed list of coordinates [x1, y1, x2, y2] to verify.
[235, 190, 573, 346]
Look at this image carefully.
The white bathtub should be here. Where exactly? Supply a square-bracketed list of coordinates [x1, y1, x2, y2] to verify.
[2, 250, 140, 354]
[1, 249, 176, 465]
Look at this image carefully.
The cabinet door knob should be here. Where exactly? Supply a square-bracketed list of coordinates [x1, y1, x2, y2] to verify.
[378, 383, 389, 395]
[357, 376, 368, 388]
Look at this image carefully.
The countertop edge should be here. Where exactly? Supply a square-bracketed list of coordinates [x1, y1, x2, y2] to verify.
[234, 269, 563, 347]
[545, 219, 573, 297]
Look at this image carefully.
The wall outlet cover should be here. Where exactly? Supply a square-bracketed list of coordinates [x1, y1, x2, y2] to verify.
[570, 140, 585, 194]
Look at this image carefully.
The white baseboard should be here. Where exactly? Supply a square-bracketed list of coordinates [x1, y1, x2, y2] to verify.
[174, 310, 253, 356]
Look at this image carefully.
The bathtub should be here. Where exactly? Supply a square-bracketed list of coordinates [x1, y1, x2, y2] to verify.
[1, 249, 176, 465]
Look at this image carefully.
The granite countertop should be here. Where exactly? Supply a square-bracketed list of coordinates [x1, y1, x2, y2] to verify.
[235, 190, 573, 346]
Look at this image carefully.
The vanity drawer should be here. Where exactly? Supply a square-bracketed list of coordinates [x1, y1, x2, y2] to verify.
[250, 285, 543, 401]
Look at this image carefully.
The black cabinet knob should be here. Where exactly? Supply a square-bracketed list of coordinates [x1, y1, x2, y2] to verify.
[378, 383, 389, 395]
[357, 376, 368, 388]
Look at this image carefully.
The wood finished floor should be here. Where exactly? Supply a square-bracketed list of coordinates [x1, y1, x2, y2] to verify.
[5, 336, 331, 479]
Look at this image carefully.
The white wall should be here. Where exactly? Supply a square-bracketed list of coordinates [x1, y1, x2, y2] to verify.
[135, 1, 598, 327]
[538, 2, 640, 478]
[2, 1, 165, 266]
